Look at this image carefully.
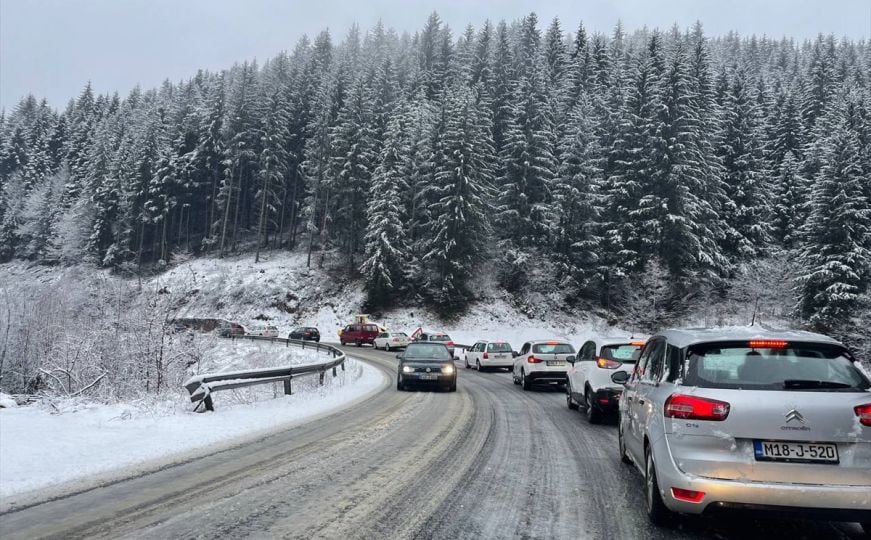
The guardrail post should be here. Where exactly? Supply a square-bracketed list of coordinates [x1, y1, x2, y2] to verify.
[319, 371, 325, 385]
[332, 366, 337, 377]
[283, 378, 292, 395]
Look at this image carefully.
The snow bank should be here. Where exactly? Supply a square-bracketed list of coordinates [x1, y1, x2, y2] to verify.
[0, 344, 385, 501]
[0, 393, 17, 408]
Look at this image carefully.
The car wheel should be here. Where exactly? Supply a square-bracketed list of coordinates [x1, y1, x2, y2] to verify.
[340, 339, 345, 346]
[449, 381, 457, 392]
[355, 340, 362, 347]
[397, 377, 404, 391]
[585, 388, 603, 424]
[464, 356, 471, 369]
[566, 383, 578, 410]
[618, 417, 632, 465]
[476, 360, 482, 372]
[646, 445, 675, 527]
[512, 371, 520, 385]
[521, 370, 532, 391]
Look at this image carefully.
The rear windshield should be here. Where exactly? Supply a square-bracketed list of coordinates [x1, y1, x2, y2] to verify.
[532, 343, 575, 354]
[684, 342, 870, 391]
[430, 335, 451, 342]
[487, 342, 512, 353]
[601, 344, 641, 363]
[405, 343, 451, 360]
[393, 332, 408, 337]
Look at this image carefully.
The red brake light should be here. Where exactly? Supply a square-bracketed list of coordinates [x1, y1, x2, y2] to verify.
[630, 341, 646, 347]
[855, 404, 871, 427]
[671, 487, 705, 503]
[749, 340, 788, 349]
[447, 341, 454, 346]
[596, 357, 622, 369]
[665, 394, 730, 421]
[528, 355, 543, 364]
[483, 352, 489, 359]
[545, 341, 560, 345]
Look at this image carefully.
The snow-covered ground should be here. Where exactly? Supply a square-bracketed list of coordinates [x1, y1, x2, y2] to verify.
[157, 251, 629, 350]
[0, 338, 385, 503]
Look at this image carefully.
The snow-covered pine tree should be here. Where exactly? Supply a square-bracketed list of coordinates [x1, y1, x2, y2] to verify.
[718, 66, 773, 259]
[424, 85, 494, 311]
[552, 94, 603, 298]
[361, 106, 413, 308]
[794, 98, 870, 331]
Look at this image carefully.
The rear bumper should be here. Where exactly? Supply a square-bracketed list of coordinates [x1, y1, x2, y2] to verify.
[702, 502, 871, 523]
[527, 371, 567, 384]
[591, 388, 622, 411]
[481, 359, 513, 368]
[652, 436, 871, 516]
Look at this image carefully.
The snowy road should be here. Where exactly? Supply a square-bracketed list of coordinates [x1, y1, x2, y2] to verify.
[0, 346, 865, 539]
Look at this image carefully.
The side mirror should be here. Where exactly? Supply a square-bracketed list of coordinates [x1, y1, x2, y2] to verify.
[512, 351, 519, 357]
[396, 353, 403, 360]
[567, 357, 575, 365]
[611, 371, 630, 385]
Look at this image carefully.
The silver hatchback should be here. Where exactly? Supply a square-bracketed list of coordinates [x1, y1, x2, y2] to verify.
[615, 327, 871, 532]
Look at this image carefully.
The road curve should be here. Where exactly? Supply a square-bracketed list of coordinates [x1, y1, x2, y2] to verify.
[0, 346, 864, 539]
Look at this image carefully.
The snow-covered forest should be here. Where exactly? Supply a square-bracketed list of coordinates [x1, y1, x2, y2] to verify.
[1, 13, 869, 347]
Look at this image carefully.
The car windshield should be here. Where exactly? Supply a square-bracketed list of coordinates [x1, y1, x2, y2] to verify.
[684, 342, 870, 391]
[405, 343, 451, 360]
[430, 335, 451, 342]
[601, 344, 642, 363]
[532, 343, 575, 354]
[487, 342, 512, 353]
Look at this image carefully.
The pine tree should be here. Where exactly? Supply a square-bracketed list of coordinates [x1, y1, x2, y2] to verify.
[424, 85, 494, 311]
[794, 103, 870, 330]
[361, 108, 413, 308]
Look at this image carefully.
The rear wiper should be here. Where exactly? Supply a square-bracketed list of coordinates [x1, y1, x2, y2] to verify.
[782, 379, 853, 390]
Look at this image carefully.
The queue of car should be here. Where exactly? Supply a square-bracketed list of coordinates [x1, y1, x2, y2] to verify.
[382, 326, 871, 535]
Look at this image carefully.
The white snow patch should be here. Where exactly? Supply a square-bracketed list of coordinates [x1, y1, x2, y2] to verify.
[0, 343, 385, 501]
[0, 393, 17, 408]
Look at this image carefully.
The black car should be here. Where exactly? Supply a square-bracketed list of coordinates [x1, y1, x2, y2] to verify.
[289, 326, 320, 342]
[396, 342, 457, 392]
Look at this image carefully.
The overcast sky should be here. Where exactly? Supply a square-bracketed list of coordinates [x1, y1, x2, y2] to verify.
[1, 0, 869, 112]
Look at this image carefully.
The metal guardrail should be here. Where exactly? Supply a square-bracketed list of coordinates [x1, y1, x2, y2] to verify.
[183, 335, 346, 412]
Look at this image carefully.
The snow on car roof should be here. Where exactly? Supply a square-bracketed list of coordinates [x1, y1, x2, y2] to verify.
[654, 326, 843, 349]
[598, 336, 649, 347]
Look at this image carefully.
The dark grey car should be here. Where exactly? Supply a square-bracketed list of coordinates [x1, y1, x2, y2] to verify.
[397, 342, 457, 392]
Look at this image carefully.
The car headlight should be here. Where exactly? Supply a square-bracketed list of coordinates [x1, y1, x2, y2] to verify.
[442, 364, 455, 374]
[402, 365, 415, 373]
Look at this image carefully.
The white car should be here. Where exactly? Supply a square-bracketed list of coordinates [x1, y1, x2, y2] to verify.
[374, 331, 410, 351]
[566, 337, 647, 423]
[512, 340, 576, 390]
[247, 324, 279, 338]
[464, 341, 514, 371]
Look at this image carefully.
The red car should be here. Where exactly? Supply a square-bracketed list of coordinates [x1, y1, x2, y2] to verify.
[339, 323, 381, 346]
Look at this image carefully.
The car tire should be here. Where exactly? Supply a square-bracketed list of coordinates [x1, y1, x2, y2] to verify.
[521, 370, 531, 391]
[340, 340, 345, 346]
[646, 445, 675, 527]
[566, 383, 578, 410]
[449, 381, 457, 392]
[464, 356, 471, 369]
[355, 340, 362, 347]
[397, 378, 403, 391]
[512, 371, 520, 385]
[585, 388, 603, 424]
[618, 418, 632, 465]
[476, 360, 482, 372]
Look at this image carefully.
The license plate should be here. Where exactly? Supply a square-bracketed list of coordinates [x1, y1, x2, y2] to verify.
[418, 373, 439, 380]
[547, 361, 565, 367]
[753, 440, 839, 464]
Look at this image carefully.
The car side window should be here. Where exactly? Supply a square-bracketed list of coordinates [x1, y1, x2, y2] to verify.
[477, 343, 486, 352]
[633, 343, 653, 381]
[519, 342, 530, 355]
[581, 342, 595, 360]
[642, 339, 666, 383]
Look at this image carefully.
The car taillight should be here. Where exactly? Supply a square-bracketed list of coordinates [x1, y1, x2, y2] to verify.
[665, 394, 730, 421]
[528, 355, 543, 364]
[671, 488, 705, 503]
[596, 357, 622, 369]
[447, 341, 454, 347]
[855, 404, 871, 427]
[483, 351, 489, 359]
